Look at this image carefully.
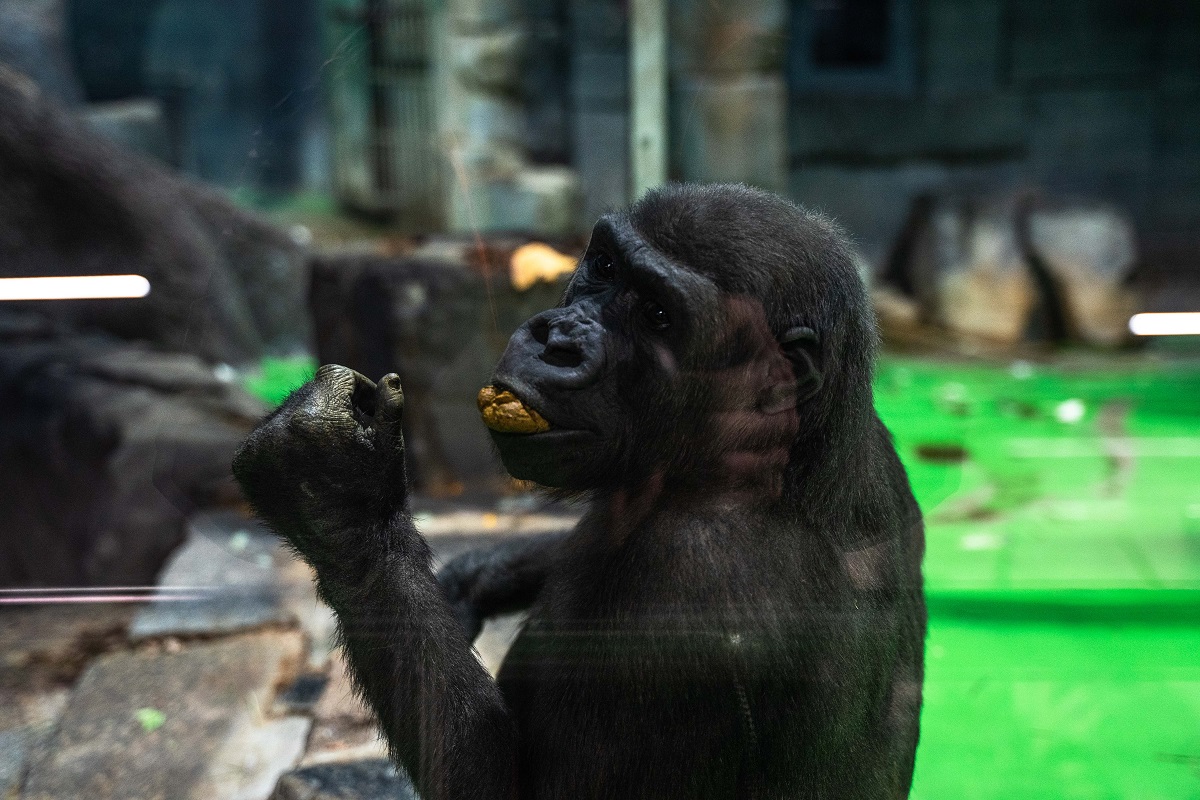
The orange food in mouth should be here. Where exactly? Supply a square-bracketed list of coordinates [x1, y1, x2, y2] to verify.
[477, 386, 551, 434]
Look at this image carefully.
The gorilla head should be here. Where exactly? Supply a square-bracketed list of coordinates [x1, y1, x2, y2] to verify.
[483, 184, 877, 496]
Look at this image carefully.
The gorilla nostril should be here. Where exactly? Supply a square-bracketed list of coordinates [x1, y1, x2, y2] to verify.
[530, 318, 551, 345]
[541, 343, 584, 369]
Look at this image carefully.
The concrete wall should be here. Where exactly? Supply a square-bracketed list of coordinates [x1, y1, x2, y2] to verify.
[68, 0, 327, 191]
[787, 0, 1200, 275]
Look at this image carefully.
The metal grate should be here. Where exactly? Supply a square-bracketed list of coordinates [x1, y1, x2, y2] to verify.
[325, 0, 441, 226]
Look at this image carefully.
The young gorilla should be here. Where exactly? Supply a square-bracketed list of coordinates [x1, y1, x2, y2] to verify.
[234, 184, 926, 800]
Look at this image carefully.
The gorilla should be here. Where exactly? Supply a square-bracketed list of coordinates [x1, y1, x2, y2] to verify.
[234, 184, 926, 800]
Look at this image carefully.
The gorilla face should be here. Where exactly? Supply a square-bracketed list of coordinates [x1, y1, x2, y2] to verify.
[484, 186, 846, 494]
[487, 214, 723, 490]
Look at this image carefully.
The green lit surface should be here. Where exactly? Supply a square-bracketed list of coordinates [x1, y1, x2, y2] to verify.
[243, 355, 316, 407]
[877, 358, 1200, 799]
[917, 619, 1200, 800]
[247, 354, 1200, 795]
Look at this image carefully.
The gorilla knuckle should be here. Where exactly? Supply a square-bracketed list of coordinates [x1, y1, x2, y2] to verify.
[314, 363, 356, 385]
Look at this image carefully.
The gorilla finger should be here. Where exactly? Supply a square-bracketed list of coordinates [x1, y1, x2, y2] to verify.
[373, 373, 406, 440]
[314, 363, 369, 394]
[309, 364, 375, 421]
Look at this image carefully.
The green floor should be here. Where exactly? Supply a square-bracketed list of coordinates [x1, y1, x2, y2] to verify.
[246, 354, 1200, 797]
[877, 357, 1200, 799]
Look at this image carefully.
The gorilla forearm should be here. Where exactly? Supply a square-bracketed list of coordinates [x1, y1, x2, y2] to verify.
[232, 367, 517, 800]
[311, 512, 517, 800]
[437, 531, 569, 640]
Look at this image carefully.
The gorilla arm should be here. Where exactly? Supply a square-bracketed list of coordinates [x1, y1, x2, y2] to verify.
[233, 366, 517, 800]
[438, 531, 568, 641]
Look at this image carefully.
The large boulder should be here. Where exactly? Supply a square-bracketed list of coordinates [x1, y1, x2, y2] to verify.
[1028, 205, 1139, 347]
[900, 193, 1038, 345]
[882, 191, 1139, 348]
[0, 71, 311, 365]
[0, 325, 266, 588]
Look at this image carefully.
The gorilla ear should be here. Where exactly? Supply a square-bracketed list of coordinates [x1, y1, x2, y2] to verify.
[780, 326, 823, 402]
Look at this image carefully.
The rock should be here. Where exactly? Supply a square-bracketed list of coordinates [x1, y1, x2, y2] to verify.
[129, 511, 336, 667]
[0, 70, 311, 364]
[0, 336, 265, 588]
[0, 689, 69, 799]
[1028, 205, 1138, 346]
[79, 98, 172, 164]
[301, 652, 387, 766]
[129, 513, 294, 640]
[22, 631, 307, 800]
[271, 760, 417, 800]
[882, 191, 1140, 348]
[0, 727, 31, 798]
[206, 714, 313, 800]
[0, 599, 129, 796]
[0, 604, 133, 684]
[274, 674, 329, 716]
[883, 193, 1042, 346]
[475, 612, 527, 678]
[1, 604, 119, 795]
[276, 556, 338, 671]
[922, 196, 1036, 344]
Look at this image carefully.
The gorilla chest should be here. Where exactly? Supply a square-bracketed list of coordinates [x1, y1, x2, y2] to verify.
[500, 539, 846, 716]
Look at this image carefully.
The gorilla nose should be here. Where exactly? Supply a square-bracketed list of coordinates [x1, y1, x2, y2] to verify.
[513, 308, 604, 389]
[532, 317, 585, 369]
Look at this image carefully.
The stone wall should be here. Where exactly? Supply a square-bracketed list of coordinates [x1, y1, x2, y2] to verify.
[67, 0, 326, 191]
[787, 0, 1200, 279]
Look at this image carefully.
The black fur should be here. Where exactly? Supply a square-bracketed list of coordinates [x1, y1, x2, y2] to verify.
[234, 184, 926, 800]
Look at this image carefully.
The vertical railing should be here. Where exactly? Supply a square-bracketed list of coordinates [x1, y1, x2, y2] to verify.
[629, 0, 668, 201]
[325, 0, 441, 227]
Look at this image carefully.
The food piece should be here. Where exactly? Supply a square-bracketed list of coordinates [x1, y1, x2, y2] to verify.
[509, 243, 578, 291]
[477, 385, 551, 434]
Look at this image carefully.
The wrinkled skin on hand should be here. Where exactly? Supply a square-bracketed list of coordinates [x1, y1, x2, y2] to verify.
[232, 364, 409, 560]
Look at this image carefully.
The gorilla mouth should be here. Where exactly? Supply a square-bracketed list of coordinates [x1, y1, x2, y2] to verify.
[477, 385, 552, 434]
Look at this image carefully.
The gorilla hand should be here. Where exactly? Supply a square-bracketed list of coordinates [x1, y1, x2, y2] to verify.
[233, 364, 408, 562]
[236, 369, 519, 800]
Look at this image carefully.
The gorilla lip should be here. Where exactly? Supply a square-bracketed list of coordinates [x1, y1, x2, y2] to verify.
[477, 385, 552, 434]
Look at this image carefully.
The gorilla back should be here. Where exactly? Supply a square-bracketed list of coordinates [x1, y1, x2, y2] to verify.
[234, 184, 925, 800]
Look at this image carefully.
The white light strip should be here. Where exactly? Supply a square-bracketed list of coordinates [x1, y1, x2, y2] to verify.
[1129, 312, 1200, 336]
[0, 274, 150, 301]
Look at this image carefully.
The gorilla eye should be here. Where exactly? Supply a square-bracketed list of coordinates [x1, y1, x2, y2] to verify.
[592, 252, 616, 281]
[642, 300, 671, 331]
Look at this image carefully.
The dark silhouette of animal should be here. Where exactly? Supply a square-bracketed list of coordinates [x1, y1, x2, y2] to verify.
[234, 183, 926, 800]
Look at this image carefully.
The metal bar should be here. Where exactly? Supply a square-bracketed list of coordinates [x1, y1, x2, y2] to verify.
[629, 0, 668, 201]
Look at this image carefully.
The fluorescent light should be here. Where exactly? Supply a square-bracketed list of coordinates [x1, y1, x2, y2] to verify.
[1129, 312, 1200, 336]
[0, 274, 151, 301]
